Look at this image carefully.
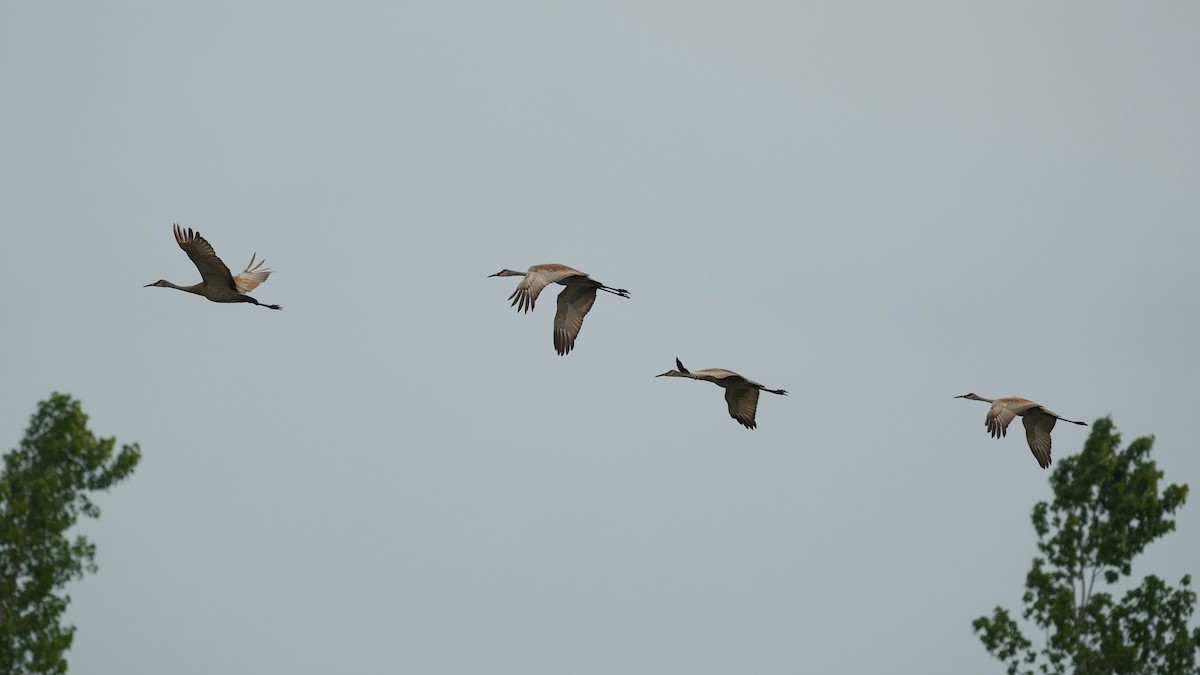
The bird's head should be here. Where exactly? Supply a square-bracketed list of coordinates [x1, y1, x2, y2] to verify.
[488, 269, 524, 278]
[955, 393, 980, 400]
[144, 280, 170, 288]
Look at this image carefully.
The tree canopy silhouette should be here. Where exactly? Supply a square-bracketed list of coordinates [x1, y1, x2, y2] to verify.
[974, 417, 1199, 674]
[0, 393, 141, 675]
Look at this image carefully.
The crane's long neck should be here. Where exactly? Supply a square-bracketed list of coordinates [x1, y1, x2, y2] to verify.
[161, 281, 204, 295]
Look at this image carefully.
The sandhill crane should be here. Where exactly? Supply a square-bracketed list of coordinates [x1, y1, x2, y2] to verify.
[145, 224, 281, 310]
[657, 357, 787, 429]
[489, 264, 629, 355]
[955, 393, 1087, 469]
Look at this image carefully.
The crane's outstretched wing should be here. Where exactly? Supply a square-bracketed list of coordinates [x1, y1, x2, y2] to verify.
[233, 253, 273, 294]
[174, 224, 236, 291]
[985, 402, 1018, 439]
[509, 264, 584, 313]
[1022, 412, 1057, 469]
[725, 386, 761, 429]
[553, 285, 597, 356]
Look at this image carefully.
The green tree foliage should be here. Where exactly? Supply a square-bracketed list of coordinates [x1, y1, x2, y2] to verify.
[974, 417, 1200, 674]
[0, 393, 140, 675]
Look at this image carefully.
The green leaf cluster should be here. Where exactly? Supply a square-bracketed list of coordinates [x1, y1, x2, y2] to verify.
[0, 393, 141, 675]
[973, 417, 1200, 674]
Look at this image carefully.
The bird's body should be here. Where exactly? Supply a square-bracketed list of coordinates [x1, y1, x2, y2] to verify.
[657, 358, 787, 429]
[955, 393, 1087, 469]
[146, 224, 281, 310]
[489, 264, 629, 355]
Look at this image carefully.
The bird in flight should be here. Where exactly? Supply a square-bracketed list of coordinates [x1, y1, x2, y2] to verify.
[955, 393, 1087, 468]
[146, 224, 281, 310]
[657, 357, 788, 429]
[489, 264, 629, 355]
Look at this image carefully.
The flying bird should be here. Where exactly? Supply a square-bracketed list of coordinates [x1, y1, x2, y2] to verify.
[146, 224, 281, 310]
[657, 357, 787, 429]
[489, 264, 629, 355]
[955, 393, 1087, 469]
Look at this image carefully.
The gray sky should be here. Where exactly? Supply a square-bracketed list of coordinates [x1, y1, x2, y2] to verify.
[2, 1, 1198, 673]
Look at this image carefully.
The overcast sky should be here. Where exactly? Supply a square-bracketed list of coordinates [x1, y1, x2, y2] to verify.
[2, 1, 1199, 673]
